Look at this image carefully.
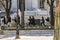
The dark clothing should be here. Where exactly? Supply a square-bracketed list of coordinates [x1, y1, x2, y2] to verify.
[41, 17, 45, 26]
[28, 18, 35, 25]
[15, 16, 20, 25]
[28, 16, 32, 25]
[17, 16, 20, 24]
[28, 16, 35, 26]
[3, 17, 6, 24]
[8, 17, 11, 22]
[28, 19, 32, 25]
[31, 18, 35, 25]
[42, 18, 45, 24]
[46, 18, 49, 22]
[15, 17, 17, 23]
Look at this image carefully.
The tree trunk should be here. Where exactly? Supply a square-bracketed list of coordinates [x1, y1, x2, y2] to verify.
[50, 7, 54, 26]
[54, 0, 60, 40]
[50, 1, 55, 28]
[21, 0, 24, 29]
[54, 7, 60, 40]
[5, 9, 10, 24]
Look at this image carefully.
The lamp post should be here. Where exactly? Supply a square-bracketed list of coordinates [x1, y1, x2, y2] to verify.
[15, 0, 19, 39]
[0, 9, 3, 34]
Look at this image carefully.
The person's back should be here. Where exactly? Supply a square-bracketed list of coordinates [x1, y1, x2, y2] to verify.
[29, 16, 32, 21]
[42, 17, 44, 23]
[17, 15, 20, 24]
[3, 17, 6, 24]
[28, 16, 32, 25]
[15, 16, 17, 23]
[46, 17, 49, 22]
[31, 16, 35, 25]
[8, 17, 11, 22]
[41, 16, 45, 26]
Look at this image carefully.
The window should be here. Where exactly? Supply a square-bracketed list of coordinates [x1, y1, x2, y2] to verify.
[40, 0, 45, 9]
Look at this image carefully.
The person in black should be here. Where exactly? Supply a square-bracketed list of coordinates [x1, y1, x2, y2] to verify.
[31, 16, 35, 26]
[8, 16, 11, 27]
[41, 16, 45, 26]
[46, 17, 49, 22]
[14, 17, 17, 23]
[28, 16, 32, 26]
[8, 16, 11, 22]
[17, 15, 20, 25]
[3, 17, 6, 24]
[15, 15, 20, 26]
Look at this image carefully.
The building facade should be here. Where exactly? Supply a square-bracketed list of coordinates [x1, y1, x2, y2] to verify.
[0, 0, 56, 22]
[24, 0, 50, 17]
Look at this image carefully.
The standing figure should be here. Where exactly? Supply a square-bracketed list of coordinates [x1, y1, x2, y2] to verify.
[17, 15, 20, 25]
[41, 16, 45, 26]
[28, 16, 32, 26]
[15, 16, 17, 23]
[31, 16, 35, 26]
[8, 16, 11, 22]
[46, 17, 49, 22]
[3, 16, 6, 25]
[8, 16, 11, 27]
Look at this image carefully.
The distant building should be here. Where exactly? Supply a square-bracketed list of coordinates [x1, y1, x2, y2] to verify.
[25, 0, 50, 16]
[0, 0, 17, 17]
[0, 0, 56, 17]
[0, 0, 56, 26]
[25, 0, 38, 11]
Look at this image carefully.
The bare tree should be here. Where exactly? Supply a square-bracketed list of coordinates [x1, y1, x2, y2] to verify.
[54, 0, 60, 40]
[47, 0, 55, 27]
[21, 0, 25, 29]
[0, 0, 12, 24]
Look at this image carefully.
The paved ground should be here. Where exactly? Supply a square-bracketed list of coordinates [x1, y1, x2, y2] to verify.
[3, 25, 53, 30]
[0, 30, 54, 40]
[0, 36, 53, 40]
[3, 30, 54, 36]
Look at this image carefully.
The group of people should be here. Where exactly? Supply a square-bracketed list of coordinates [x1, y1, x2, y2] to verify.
[28, 16, 49, 27]
[3, 16, 11, 27]
[2, 15, 49, 27]
[4, 16, 11, 24]
[28, 16, 35, 26]
[3, 15, 20, 27]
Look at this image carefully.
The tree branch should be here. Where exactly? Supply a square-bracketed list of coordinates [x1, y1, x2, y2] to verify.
[52, 0, 55, 3]
[6, 0, 8, 9]
[9, 0, 12, 10]
[47, 0, 51, 6]
[0, 0, 6, 9]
